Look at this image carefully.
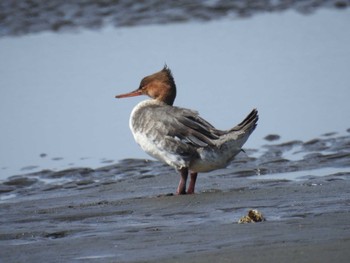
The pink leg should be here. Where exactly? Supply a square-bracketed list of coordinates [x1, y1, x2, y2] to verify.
[176, 167, 188, 195]
[187, 171, 198, 194]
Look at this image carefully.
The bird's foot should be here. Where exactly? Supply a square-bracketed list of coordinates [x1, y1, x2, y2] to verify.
[176, 169, 197, 195]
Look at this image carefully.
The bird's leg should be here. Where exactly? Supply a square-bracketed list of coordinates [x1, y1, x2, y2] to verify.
[187, 171, 198, 194]
[176, 167, 188, 195]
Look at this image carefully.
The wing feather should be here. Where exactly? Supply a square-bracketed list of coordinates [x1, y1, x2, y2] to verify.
[132, 104, 222, 150]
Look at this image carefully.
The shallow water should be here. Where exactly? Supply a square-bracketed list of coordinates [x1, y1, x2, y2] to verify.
[1, 8, 350, 180]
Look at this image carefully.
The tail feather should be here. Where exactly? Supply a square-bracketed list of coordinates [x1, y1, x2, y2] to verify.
[213, 108, 258, 163]
[230, 108, 258, 135]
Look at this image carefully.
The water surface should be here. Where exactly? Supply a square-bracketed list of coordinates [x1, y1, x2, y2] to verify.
[1, 7, 350, 180]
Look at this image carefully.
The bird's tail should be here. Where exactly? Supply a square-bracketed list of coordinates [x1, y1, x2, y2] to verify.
[230, 108, 258, 135]
[218, 109, 258, 150]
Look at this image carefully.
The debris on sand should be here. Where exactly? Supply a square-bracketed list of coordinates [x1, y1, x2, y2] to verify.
[238, 209, 266, 224]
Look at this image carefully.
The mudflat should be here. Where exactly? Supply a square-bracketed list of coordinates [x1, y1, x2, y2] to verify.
[1, 134, 350, 262]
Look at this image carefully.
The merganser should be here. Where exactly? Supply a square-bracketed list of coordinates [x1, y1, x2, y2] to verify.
[116, 66, 258, 195]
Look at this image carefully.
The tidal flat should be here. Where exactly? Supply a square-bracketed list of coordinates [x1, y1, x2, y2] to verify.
[1, 133, 350, 262]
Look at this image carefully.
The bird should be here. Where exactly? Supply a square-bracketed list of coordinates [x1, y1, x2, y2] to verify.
[115, 66, 258, 195]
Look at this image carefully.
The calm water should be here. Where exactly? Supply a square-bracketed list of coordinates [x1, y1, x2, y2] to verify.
[1, 6, 350, 180]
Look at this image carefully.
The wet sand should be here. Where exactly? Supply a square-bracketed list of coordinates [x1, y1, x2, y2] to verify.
[1, 133, 350, 262]
[1, 173, 350, 262]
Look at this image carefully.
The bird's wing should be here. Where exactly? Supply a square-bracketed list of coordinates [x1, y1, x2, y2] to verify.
[160, 104, 223, 147]
[133, 104, 222, 150]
